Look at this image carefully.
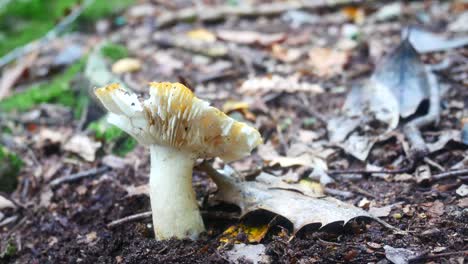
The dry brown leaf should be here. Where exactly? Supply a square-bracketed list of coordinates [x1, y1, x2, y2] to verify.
[0, 52, 38, 99]
[239, 75, 324, 95]
[217, 30, 286, 46]
[112, 58, 142, 74]
[124, 184, 149, 198]
[63, 134, 102, 162]
[308, 47, 349, 78]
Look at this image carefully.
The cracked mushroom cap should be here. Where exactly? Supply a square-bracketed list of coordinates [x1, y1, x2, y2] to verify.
[94, 82, 262, 161]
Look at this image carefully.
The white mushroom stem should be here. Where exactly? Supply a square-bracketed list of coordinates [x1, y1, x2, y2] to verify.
[149, 145, 205, 240]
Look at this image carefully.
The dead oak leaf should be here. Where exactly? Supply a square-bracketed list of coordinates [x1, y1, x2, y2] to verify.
[210, 169, 379, 234]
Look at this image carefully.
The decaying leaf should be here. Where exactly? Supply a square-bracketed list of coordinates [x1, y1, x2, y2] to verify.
[239, 75, 324, 95]
[220, 224, 270, 244]
[210, 168, 377, 233]
[63, 134, 102, 162]
[328, 38, 434, 160]
[186, 28, 216, 42]
[217, 30, 286, 46]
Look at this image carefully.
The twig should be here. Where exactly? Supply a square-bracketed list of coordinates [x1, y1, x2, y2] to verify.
[324, 187, 354, 199]
[432, 168, 468, 181]
[155, 0, 364, 29]
[50, 166, 110, 187]
[107, 211, 152, 228]
[423, 157, 444, 172]
[107, 210, 239, 229]
[409, 250, 468, 262]
[403, 67, 440, 161]
[0, 0, 94, 68]
[328, 164, 413, 176]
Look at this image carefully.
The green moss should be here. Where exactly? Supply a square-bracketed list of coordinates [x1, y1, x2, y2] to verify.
[100, 43, 129, 61]
[88, 120, 137, 156]
[0, 146, 22, 193]
[0, 59, 85, 112]
[0, 0, 135, 56]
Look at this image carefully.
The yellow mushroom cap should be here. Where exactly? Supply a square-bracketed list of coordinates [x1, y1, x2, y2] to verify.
[94, 82, 262, 162]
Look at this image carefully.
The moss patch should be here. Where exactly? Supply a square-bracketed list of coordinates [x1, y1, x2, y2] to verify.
[0, 59, 86, 112]
[88, 120, 137, 156]
[0, 146, 22, 193]
[100, 43, 129, 61]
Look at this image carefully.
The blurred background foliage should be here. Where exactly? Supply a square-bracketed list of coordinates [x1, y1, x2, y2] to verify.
[0, 0, 135, 190]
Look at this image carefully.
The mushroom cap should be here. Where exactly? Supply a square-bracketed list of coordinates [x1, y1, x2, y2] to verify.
[94, 82, 262, 162]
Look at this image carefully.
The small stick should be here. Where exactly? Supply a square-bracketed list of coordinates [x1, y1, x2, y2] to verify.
[409, 250, 468, 262]
[324, 187, 354, 199]
[432, 168, 468, 180]
[107, 210, 239, 228]
[50, 166, 110, 187]
[107, 211, 152, 228]
[328, 165, 413, 175]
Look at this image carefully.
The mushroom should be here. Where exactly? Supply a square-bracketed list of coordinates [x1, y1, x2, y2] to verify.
[94, 82, 262, 240]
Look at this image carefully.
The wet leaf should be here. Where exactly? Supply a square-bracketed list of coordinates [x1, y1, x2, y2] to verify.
[328, 38, 433, 160]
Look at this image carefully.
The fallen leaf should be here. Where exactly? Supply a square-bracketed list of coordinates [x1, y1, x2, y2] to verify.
[448, 12, 468, 33]
[456, 184, 468, 197]
[372, 2, 402, 22]
[225, 244, 270, 264]
[210, 168, 378, 233]
[63, 134, 102, 162]
[0, 195, 15, 210]
[128, 3, 156, 18]
[384, 245, 417, 264]
[406, 27, 468, 53]
[425, 200, 445, 218]
[187, 28, 216, 42]
[239, 75, 324, 95]
[308, 47, 349, 78]
[458, 197, 468, 208]
[112, 58, 142, 74]
[217, 30, 286, 46]
[341, 6, 365, 24]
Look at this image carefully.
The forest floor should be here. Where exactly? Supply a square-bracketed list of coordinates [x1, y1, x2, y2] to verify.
[0, 1, 467, 263]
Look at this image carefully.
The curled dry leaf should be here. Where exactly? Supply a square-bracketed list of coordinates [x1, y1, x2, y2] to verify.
[111, 58, 142, 74]
[239, 74, 324, 95]
[63, 134, 102, 162]
[308, 47, 349, 78]
[217, 30, 286, 46]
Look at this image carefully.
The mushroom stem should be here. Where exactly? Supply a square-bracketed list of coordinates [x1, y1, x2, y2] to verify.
[149, 145, 205, 240]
